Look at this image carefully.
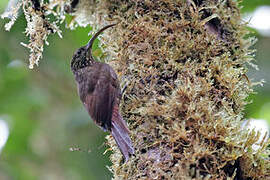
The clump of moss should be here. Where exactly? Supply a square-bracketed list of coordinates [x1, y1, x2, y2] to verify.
[91, 0, 269, 179]
[2, 0, 64, 68]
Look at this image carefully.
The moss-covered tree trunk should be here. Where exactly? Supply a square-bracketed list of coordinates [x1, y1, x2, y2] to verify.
[84, 0, 270, 179]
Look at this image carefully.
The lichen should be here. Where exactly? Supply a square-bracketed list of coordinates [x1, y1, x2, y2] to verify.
[1, 0, 21, 31]
[2, 0, 64, 68]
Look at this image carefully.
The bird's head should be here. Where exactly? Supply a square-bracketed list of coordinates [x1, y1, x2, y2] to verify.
[70, 45, 92, 72]
[70, 23, 117, 73]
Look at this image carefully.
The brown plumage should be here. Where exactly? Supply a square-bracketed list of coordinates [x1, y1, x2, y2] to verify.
[70, 24, 134, 162]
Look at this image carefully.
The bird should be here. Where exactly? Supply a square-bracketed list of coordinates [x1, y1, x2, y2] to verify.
[70, 24, 134, 162]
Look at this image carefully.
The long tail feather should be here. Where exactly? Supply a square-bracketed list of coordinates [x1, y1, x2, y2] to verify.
[111, 107, 134, 162]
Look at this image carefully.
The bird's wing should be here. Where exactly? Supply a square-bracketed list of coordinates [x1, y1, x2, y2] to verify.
[83, 73, 117, 131]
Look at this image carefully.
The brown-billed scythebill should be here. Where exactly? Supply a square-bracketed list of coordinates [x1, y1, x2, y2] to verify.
[70, 24, 134, 162]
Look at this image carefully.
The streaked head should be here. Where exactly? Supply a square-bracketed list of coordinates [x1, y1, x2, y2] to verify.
[70, 23, 117, 72]
[70, 45, 92, 72]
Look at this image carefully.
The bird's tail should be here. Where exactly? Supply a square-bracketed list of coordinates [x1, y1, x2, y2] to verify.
[111, 106, 134, 162]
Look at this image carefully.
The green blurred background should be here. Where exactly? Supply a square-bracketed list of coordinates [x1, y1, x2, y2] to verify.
[0, 1, 270, 180]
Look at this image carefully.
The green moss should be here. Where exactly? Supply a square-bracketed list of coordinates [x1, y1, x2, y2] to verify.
[89, 0, 270, 179]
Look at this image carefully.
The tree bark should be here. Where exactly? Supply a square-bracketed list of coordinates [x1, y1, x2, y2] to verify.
[80, 0, 270, 179]
[83, 0, 270, 179]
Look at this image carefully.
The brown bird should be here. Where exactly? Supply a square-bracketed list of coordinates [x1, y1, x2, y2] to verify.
[70, 24, 134, 162]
